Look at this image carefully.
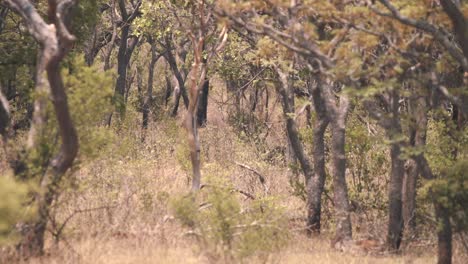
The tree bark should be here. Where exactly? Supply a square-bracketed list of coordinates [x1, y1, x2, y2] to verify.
[142, 39, 160, 140]
[403, 95, 428, 234]
[0, 87, 10, 140]
[110, 0, 141, 124]
[383, 89, 405, 251]
[275, 68, 320, 236]
[306, 78, 329, 234]
[197, 78, 209, 127]
[164, 44, 189, 116]
[387, 142, 404, 250]
[320, 81, 353, 245]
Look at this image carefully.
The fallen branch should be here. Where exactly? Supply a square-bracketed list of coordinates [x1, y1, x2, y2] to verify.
[235, 161, 270, 195]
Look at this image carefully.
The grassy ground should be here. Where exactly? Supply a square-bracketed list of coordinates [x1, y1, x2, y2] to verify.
[4, 84, 468, 263]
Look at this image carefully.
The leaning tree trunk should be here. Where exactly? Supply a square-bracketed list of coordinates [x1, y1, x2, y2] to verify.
[6, 0, 79, 257]
[306, 79, 329, 234]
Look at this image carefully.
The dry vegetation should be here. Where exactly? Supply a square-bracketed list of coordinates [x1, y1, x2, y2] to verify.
[3, 83, 464, 264]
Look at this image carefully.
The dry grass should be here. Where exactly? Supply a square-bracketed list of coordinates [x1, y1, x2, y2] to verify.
[5, 84, 468, 264]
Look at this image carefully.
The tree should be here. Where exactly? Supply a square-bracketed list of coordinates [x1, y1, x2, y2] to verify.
[5, 0, 79, 256]
[109, 0, 141, 124]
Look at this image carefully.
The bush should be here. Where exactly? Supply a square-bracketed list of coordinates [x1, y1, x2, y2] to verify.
[170, 176, 289, 262]
[0, 175, 34, 245]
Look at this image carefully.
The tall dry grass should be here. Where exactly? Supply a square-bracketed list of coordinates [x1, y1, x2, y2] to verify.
[5, 80, 467, 264]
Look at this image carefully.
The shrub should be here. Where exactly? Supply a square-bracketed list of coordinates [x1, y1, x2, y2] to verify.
[170, 176, 289, 262]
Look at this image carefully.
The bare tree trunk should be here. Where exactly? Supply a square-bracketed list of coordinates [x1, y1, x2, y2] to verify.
[306, 78, 329, 234]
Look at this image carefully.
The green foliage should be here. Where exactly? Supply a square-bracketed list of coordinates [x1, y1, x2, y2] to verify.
[422, 159, 468, 233]
[0, 175, 35, 245]
[71, 0, 100, 46]
[64, 56, 115, 161]
[170, 176, 289, 261]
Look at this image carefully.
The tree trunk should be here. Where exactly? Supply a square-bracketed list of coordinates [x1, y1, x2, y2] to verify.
[330, 120, 353, 243]
[385, 90, 405, 251]
[164, 75, 172, 107]
[114, 24, 129, 113]
[0, 88, 10, 140]
[402, 158, 417, 232]
[403, 95, 428, 234]
[109, 0, 141, 124]
[6, 0, 79, 257]
[414, 155, 452, 264]
[320, 82, 353, 245]
[197, 78, 209, 127]
[435, 203, 452, 264]
[142, 40, 159, 140]
[186, 62, 205, 191]
[164, 46, 189, 115]
[387, 142, 405, 250]
[275, 68, 317, 235]
[306, 80, 329, 234]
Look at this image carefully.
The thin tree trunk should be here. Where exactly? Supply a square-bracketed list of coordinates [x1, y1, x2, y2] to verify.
[164, 75, 172, 107]
[306, 79, 329, 234]
[186, 63, 205, 191]
[103, 0, 117, 71]
[113, 23, 129, 113]
[164, 45, 189, 115]
[142, 39, 159, 141]
[0, 86, 10, 140]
